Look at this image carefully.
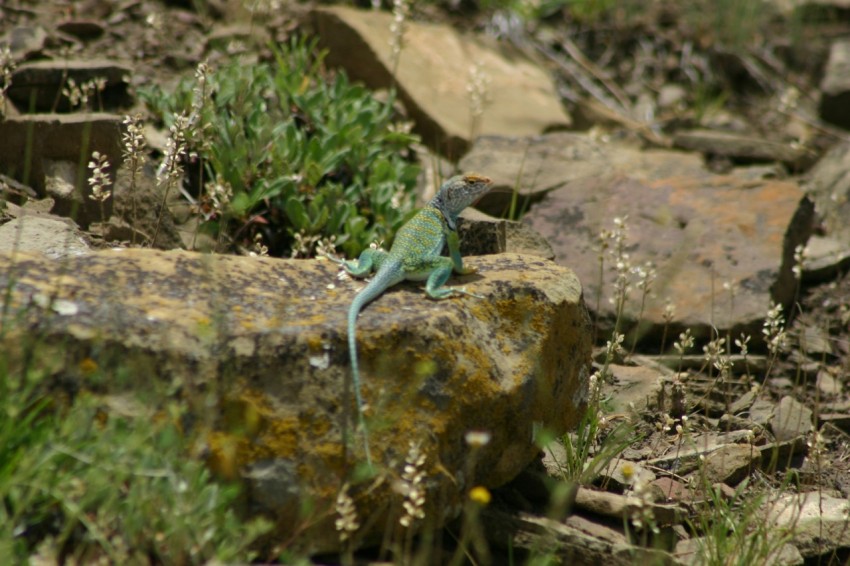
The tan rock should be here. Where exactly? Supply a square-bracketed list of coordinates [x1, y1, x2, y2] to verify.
[312, 6, 571, 158]
[0, 249, 591, 551]
[465, 133, 814, 340]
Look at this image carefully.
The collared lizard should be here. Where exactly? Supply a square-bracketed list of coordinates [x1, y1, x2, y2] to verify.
[328, 173, 493, 466]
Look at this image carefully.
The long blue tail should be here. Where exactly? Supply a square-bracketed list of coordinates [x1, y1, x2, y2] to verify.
[346, 267, 403, 467]
[348, 293, 371, 466]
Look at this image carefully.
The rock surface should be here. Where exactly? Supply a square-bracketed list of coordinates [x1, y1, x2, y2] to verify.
[672, 129, 812, 168]
[312, 6, 571, 158]
[463, 133, 814, 340]
[766, 492, 850, 558]
[804, 140, 850, 278]
[0, 249, 591, 551]
[819, 39, 850, 129]
[0, 214, 89, 258]
[0, 113, 123, 227]
[770, 395, 814, 442]
[7, 58, 133, 112]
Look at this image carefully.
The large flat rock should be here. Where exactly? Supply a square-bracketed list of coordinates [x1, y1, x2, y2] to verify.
[312, 6, 571, 158]
[0, 249, 591, 551]
[464, 133, 814, 341]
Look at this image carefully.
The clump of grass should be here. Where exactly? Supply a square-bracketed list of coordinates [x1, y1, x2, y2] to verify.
[0, 346, 271, 563]
[688, 478, 796, 565]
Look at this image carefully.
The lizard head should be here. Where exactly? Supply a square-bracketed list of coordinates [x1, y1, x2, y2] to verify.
[435, 173, 493, 216]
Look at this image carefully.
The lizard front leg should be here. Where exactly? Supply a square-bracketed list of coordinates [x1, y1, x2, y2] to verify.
[446, 229, 477, 275]
[424, 258, 483, 300]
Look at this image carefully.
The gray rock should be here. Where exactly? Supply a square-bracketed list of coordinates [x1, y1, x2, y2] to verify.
[695, 443, 761, 486]
[459, 208, 554, 260]
[676, 536, 803, 566]
[748, 398, 776, 426]
[771, 396, 814, 442]
[459, 133, 629, 214]
[819, 39, 850, 129]
[804, 141, 850, 279]
[657, 84, 687, 110]
[1, 26, 48, 58]
[795, 320, 833, 356]
[672, 129, 812, 168]
[479, 132, 814, 340]
[0, 215, 89, 258]
[0, 249, 591, 552]
[802, 235, 850, 282]
[605, 363, 667, 414]
[766, 492, 850, 558]
[651, 477, 690, 503]
[312, 6, 571, 158]
[573, 486, 682, 525]
[817, 369, 843, 396]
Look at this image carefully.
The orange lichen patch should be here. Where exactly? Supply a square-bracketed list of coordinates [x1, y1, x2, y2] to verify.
[207, 431, 252, 480]
[221, 396, 266, 439]
[260, 415, 300, 458]
[78, 357, 99, 376]
[305, 334, 325, 352]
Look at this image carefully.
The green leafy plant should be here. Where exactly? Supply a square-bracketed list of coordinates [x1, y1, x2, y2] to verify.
[140, 38, 421, 258]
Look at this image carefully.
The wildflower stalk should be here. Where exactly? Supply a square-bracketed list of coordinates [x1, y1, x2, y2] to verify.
[121, 114, 146, 245]
[0, 46, 16, 118]
[334, 482, 360, 565]
[87, 151, 111, 224]
[629, 261, 655, 357]
[660, 299, 675, 354]
[467, 62, 491, 141]
[396, 440, 427, 563]
[153, 112, 189, 247]
[388, 0, 409, 83]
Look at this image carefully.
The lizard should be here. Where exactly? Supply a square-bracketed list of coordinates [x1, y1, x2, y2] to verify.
[328, 173, 494, 466]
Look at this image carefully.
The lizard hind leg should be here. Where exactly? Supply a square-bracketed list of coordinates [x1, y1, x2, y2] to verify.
[424, 260, 483, 300]
[332, 248, 389, 278]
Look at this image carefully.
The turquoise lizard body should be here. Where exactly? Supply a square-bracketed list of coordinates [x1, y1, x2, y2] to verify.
[329, 174, 493, 466]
